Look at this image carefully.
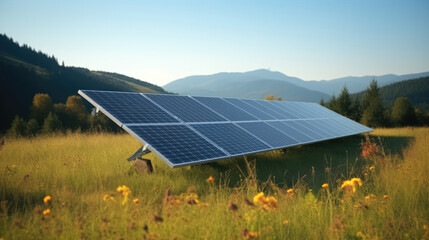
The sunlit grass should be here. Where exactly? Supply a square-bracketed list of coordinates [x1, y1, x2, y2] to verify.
[0, 128, 428, 239]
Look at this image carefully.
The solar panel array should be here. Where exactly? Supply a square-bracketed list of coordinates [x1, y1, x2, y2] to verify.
[78, 90, 372, 167]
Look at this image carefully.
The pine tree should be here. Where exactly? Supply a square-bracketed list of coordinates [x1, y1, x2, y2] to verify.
[7, 116, 27, 137]
[391, 97, 416, 126]
[336, 86, 352, 118]
[360, 80, 388, 127]
[42, 112, 62, 133]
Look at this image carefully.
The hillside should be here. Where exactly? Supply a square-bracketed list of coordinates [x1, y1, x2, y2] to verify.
[352, 76, 429, 111]
[0, 34, 168, 133]
[164, 69, 330, 101]
[164, 69, 429, 99]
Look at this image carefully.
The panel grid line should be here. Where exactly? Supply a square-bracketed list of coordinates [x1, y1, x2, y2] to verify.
[78, 90, 372, 168]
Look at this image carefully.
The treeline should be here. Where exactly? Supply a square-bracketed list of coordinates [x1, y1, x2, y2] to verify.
[0, 33, 169, 133]
[0, 34, 59, 70]
[7, 93, 119, 137]
[322, 80, 429, 127]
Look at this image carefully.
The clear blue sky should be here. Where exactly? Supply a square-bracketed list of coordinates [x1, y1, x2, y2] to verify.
[1, 0, 428, 86]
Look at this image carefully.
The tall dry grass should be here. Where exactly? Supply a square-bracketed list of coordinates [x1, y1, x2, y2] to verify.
[0, 128, 427, 239]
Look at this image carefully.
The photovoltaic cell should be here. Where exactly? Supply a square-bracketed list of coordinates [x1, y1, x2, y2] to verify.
[78, 90, 372, 168]
[240, 99, 286, 119]
[268, 121, 313, 143]
[126, 125, 227, 165]
[79, 90, 178, 124]
[193, 96, 257, 121]
[191, 123, 271, 155]
[237, 122, 299, 148]
[145, 94, 227, 122]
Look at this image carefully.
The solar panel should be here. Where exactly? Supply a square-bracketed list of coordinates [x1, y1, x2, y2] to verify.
[78, 90, 372, 167]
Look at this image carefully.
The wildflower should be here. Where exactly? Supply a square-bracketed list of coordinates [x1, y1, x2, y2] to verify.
[43, 195, 52, 204]
[181, 192, 200, 205]
[242, 229, 259, 239]
[117, 185, 131, 205]
[117, 185, 131, 197]
[282, 220, 289, 225]
[286, 188, 294, 195]
[43, 208, 51, 216]
[253, 192, 265, 204]
[364, 194, 376, 202]
[369, 166, 375, 171]
[321, 183, 329, 189]
[206, 176, 215, 183]
[383, 194, 388, 200]
[252, 192, 277, 210]
[133, 198, 139, 204]
[341, 178, 363, 193]
[103, 194, 115, 202]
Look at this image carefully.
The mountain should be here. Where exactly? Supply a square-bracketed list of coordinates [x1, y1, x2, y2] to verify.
[0, 34, 168, 133]
[352, 76, 429, 111]
[300, 73, 429, 96]
[164, 69, 429, 100]
[164, 69, 330, 101]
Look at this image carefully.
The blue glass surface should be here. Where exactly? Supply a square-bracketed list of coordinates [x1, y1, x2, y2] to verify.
[79, 90, 372, 167]
[193, 96, 257, 121]
[224, 98, 275, 120]
[145, 94, 227, 122]
[267, 121, 313, 143]
[238, 122, 299, 148]
[192, 123, 271, 155]
[80, 90, 178, 124]
[127, 125, 227, 165]
[240, 99, 286, 119]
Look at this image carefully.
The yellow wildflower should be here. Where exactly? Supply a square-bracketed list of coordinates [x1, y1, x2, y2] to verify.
[341, 178, 363, 193]
[42, 208, 51, 216]
[133, 198, 139, 204]
[117, 185, 131, 205]
[383, 194, 388, 200]
[286, 188, 294, 194]
[253, 192, 265, 204]
[369, 166, 375, 171]
[242, 229, 259, 239]
[43, 195, 52, 204]
[103, 194, 115, 201]
[252, 192, 277, 210]
[321, 183, 329, 189]
[282, 220, 289, 225]
[364, 194, 376, 202]
[206, 176, 215, 183]
[117, 185, 131, 197]
[181, 192, 200, 205]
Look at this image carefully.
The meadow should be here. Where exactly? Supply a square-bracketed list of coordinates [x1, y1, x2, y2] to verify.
[0, 128, 428, 239]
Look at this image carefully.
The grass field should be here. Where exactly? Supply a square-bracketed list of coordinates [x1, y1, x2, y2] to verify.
[0, 128, 428, 239]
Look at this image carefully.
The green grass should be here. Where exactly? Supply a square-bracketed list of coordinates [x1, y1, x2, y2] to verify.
[0, 128, 428, 239]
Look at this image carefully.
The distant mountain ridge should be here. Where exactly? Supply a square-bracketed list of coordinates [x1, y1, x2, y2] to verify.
[164, 69, 429, 100]
[0, 33, 168, 133]
[164, 69, 330, 101]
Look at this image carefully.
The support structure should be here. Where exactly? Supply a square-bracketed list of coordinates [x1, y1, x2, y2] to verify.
[128, 144, 153, 174]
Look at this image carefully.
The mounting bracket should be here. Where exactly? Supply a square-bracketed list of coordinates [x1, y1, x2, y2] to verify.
[128, 144, 153, 174]
[127, 144, 151, 161]
[91, 107, 100, 116]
